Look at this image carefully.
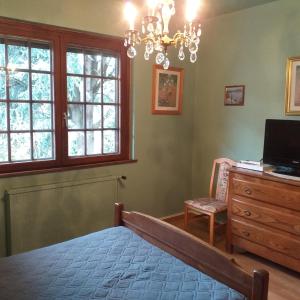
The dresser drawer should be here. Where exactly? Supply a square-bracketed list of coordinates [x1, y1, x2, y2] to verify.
[231, 176, 300, 211]
[231, 197, 300, 236]
[231, 218, 300, 260]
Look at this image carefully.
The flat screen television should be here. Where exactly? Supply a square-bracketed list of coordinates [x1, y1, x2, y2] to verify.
[263, 119, 300, 177]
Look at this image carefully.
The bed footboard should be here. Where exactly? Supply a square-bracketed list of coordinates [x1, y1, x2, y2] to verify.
[114, 203, 268, 300]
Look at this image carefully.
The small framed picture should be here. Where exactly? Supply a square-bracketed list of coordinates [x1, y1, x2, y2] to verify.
[285, 57, 300, 115]
[152, 65, 184, 114]
[224, 85, 245, 106]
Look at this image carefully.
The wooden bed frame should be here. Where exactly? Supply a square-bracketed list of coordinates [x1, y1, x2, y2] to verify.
[114, 203, 269, 300]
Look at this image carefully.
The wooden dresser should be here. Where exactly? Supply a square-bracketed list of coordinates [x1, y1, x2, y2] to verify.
[226, 167, 300, 272]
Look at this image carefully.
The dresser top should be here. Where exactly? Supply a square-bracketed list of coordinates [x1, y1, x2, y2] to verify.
[230, 167, 300, 187]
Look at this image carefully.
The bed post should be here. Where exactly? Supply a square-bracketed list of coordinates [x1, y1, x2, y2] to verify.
[251, 269, 269, 300]
[114, 202, 124, 226]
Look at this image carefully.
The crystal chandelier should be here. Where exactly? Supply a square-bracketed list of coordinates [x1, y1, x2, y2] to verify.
[124, 0, 202, 69]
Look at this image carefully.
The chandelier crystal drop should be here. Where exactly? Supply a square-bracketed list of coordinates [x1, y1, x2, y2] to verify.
[124, 0, 202, 69]
[178, 46, 185, 61]
[127, 45, 137, 59]
[155, 52, 165, 64]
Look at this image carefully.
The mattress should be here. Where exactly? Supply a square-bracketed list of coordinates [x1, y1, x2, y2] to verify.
[0, 226, 246, 300]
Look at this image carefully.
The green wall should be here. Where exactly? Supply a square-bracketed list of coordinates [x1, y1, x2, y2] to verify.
[0, 0, 195, 256]
[192, 0, 300, 197]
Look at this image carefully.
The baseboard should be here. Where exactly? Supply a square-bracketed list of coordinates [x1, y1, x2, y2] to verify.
[161, 212, 200, 222]
[160, 212, 184, 222]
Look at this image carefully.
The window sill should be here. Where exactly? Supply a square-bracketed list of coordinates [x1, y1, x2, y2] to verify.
[0, 159, 138, 178]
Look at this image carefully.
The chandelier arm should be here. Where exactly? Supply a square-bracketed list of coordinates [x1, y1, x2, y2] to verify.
[172, 33, 191, 47]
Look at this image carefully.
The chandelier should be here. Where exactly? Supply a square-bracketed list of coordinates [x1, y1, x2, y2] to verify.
[124, 0, 202, 69]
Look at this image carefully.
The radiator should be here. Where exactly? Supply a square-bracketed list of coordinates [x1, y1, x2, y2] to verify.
[5, 176, 123, 255]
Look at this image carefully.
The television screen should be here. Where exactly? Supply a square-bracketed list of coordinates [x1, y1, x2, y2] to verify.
[263, 119, 300, 169]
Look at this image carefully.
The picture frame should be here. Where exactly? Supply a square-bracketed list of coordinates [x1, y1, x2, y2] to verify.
[285, 57, 300, 115]
[224, 85, 245, 106]
[152, 65, 184, 114]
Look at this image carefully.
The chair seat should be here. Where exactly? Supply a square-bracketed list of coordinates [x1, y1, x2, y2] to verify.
[185, 198, 227, 213]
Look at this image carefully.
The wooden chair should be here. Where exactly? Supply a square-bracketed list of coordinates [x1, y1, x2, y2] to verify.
[184, 158, 235, 245]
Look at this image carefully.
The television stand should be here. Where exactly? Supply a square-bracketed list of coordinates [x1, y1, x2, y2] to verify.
[227, 167, 300, 272]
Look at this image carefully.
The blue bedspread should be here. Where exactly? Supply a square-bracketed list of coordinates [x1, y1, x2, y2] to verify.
[0, 226, 246, 300]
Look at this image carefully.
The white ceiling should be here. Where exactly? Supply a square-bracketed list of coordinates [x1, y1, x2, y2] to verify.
[131, 0, 277, 18]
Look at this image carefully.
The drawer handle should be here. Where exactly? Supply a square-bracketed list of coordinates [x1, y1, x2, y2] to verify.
[244, 188, 252, 195]
[244, 210, 252, 217]
[242, 231, 250, 237]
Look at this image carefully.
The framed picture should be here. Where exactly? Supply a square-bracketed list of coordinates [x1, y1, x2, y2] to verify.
[224, 85, 245, 106]
[152, 65, 184, 114]
[285, 57, 300, 115]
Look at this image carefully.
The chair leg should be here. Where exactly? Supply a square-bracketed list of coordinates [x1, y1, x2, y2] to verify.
[209, 213, 215, 245]
[184, 205, 189, 228]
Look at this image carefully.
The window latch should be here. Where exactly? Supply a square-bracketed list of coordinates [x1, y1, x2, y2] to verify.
[63, 112, 68, 127]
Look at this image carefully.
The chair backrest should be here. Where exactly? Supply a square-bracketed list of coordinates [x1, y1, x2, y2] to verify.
[209, 158, 235, 202]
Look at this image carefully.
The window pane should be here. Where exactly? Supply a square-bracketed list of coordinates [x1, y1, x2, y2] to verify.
[86, 78, 101, 102]
[68, 104, 84, 129]
[11, 132, 31, 161]
[0, 42, 5, 67]
[31, 46, 51, 71]
[87, 131, 101, 155]
[32, 103, 52, 130]
[67, 76, 84, 102]
[0, 133, 8, 162]
[8, 44, 29, 69]
[32, 73, 51, 100]
[86, 105, 101, 129]
[85, 53, 102, 75]
[103, 56, 117, 77]
[0, 102, 7, 130]
[103, 105, 116, 129]
[10, 103, 30, 130]
[103, 130, 117, 154]
[9, 71, 29, 100]
[68, 131, 84, 156]
[64, 42, 124, 162]
[0, 71, 6, 99]
[67, 51, 84, 74]
[33, 132, 52, 159]
[103, 79, 117, 103]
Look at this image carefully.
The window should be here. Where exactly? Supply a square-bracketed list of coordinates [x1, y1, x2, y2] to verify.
[66, 48, 120, 157]
[0, 39, 54, 164]
[0, 18, 130, 174]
